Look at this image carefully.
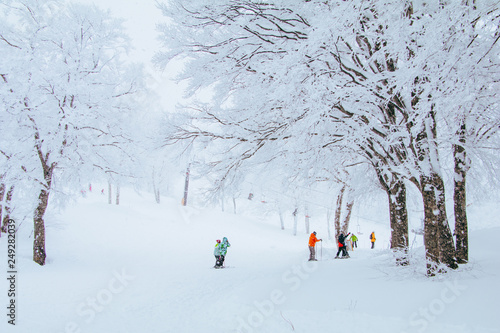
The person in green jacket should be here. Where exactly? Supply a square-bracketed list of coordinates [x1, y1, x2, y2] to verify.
[214, 239, 222, 268]
[350, 233, 358, 249]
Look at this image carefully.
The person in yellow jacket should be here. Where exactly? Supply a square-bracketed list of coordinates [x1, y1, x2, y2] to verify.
[370, 231, 376, 249]
[308, 231, 322, 261]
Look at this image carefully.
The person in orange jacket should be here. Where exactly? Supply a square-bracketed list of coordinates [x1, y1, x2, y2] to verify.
[308, 231, 322, 261]
[370, 231, 376, 249]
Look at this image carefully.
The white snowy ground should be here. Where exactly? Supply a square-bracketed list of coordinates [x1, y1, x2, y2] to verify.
[1, 188, 499, 333]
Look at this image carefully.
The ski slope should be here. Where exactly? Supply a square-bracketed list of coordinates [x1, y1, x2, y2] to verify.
[1, 188, 499, 333]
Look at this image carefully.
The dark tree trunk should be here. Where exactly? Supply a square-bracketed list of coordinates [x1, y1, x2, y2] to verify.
[421, 173, 458, 275]
[421, 175, 439, 275]
[334, 185, 346, 241]
[32, 133, 55, 266]
[388, 180, 409, 265]
[454, 121, 468, 264]
[1, 185, 14, 233]
[415, 108, 458, 275]
[34, 187, 50, 266]
[375, 167, 409, 265]
[341, 199, 354, 235]
[453, 0, 476, 266]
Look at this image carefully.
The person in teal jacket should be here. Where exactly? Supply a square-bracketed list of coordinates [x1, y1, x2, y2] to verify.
[219, 237, 231, 267]
[214, 237, 231, 268]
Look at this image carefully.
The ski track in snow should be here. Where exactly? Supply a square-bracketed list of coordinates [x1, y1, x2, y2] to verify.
[0, 188, 499, 333]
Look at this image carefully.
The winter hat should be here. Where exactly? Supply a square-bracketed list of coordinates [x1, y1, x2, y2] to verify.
[216, 239, 221, 243]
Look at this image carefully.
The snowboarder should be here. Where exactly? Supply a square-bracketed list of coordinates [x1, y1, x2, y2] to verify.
[214, 239, 223, 268]
[370, 231, 376, 249]
[219, 237, 231, 267]
[308, 231, 322, 261]
[350, 233, 358, 249]
[335, 232, 351, 258]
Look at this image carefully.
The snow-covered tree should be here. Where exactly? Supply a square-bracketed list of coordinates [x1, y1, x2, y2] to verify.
[0, 0, 144, 265]
[155, 0, 500, 274]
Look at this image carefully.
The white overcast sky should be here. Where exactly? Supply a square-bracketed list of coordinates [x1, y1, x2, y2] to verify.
[74, 0, 163, 62]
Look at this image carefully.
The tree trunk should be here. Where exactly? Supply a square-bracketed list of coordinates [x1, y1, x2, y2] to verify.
[32, 130, 55, 266]
[152, 168, 161, 204]
[153, 183, 160, 204]
[34, 165, 54, 266]
[108, 181, 112, 205]
[334, 185, 346, 240]
[421, 173, 458, 275]
[183, 164, 190, 206]
[278, 208, 285, 230]
[453, 0, 475, 266]
[155, 189, 161, 204]
[454, 121, 468, 264]
[2, 185, 14, 233]
[341, 199, 354, 235]
[415, 108, 457, 275]
[34, 187, 50, 266]
[388, 180, 409, 265]
[375, 166, 410, 265]
[115, 184, 120, 205]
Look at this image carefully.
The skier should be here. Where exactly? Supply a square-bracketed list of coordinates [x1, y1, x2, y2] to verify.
[370, 231, 376, 249]
[219, 237, 231, 267]
[308, 231, 322, 261]
[214, 239, 223, 268]
[350, 233, 358, 249]
[335, 232, 351, 258]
